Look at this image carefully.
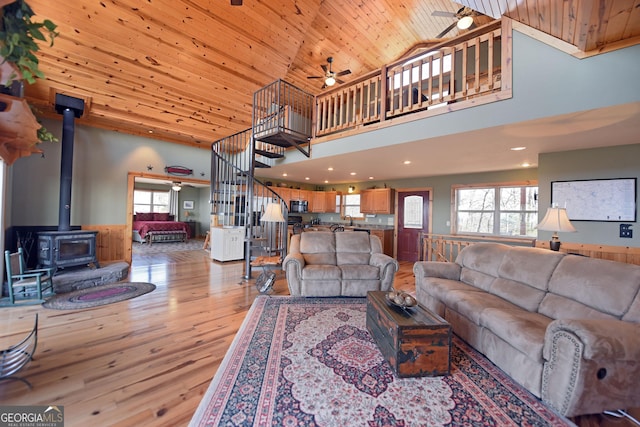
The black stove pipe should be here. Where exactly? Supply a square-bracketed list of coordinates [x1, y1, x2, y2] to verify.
[54, 94, 85, 232]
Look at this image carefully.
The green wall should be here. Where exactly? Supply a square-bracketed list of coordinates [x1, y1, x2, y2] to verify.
[10, 120, 211, 229]
[538, 144, 640, 247]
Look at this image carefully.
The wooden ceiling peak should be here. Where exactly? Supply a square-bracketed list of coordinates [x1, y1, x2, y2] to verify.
[14, 0, 639, 151]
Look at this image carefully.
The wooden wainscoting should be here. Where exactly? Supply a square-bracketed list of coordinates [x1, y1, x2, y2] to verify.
[535, 241, 640, 266]
[82, 224, 128, 263]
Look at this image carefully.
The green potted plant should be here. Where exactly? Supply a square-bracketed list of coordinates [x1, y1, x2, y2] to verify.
[1, 0, 57, 86]
[1, 0, 58, 143]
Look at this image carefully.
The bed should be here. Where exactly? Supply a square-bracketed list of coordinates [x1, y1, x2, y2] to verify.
[133, 212, 189, 245]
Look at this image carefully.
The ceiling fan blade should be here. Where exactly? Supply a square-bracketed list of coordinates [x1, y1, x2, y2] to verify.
[335, 78, 345, 84]
[230, 0, 242, 5]
[336, 69, 351, 77]
[431, 10, 456, 17]
[436, 21, 458, 39]
[321, 64, 328, 73]
[307, 76, 323, 79]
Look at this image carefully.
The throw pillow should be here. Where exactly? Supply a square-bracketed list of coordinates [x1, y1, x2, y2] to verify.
[153, 212, 170, 221]
[135, 212, 153, 221]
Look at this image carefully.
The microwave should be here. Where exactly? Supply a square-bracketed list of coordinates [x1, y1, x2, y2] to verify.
[290, 200, 308, 213]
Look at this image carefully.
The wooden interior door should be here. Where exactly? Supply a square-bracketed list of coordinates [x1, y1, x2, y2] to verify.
[397, 190, 431, 262]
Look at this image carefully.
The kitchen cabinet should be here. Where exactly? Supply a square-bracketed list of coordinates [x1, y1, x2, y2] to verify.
[311, 191, 326, 212]
[309, 190, 338, 213]
[210, 226, 245, 262]
[370, 229, 394, 257]
[360, 188, 395, 214]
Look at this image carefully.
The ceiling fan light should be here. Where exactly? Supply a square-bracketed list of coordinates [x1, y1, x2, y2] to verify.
[325, 76, 336, 87]
[172, 183, 182, 192]
[457, 16, 474, 30]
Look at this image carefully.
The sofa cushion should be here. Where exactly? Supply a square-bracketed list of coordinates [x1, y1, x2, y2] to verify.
[538, 293, 618, 321]
[301, 265, 341, 280]
[489, 278, 546, 312]
[460, 268, 496, 292]
[444, 289, 517, 324]
[498, 247, 564, 291]
[418, 277, 481, 302]
[480, 308, 551, 360]
[548, 256, 640, 318]
[335, 232, 372, 265]
[299, 232, 337, 266]
[456, 243, 510, 277]
[340, 264, 379, 280]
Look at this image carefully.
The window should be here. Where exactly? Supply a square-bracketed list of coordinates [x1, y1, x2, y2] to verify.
[454, 183, 538, 237]
[134, 190, 170, 213]
[342, 193, 363, 218]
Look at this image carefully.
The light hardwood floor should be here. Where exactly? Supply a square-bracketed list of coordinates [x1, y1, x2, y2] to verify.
[0, 249, 635, 426]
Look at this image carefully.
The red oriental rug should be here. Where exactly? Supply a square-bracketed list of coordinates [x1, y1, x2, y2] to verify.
[189, 296, 573, 427]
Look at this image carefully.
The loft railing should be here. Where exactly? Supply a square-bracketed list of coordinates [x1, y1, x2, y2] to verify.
[315, 19, 508, 137]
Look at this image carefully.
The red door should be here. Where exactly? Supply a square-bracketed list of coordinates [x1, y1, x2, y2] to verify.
[397, 191, 430, 262]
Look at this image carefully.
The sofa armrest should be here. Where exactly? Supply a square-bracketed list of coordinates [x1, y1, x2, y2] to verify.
[541, 318, 640, 416]
[544, 318, 640, 361]
[413, 261, 461, 281]
[283, 253, 305, 295]
[370, 253, 399, 291]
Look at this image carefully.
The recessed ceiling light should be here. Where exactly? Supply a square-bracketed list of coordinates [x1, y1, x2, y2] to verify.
[148, 130, 154, 133]
[350, 172, 356, 176]
[521, 162, 531, 167]
[282, 173, 288, 177]
[305, 177, 310, 180]
[510, 146, 527, 151]
[324, 180, 329, 183]
[327, 167, 334, 171]
[403, 160, 411, 165]
[369, 176, 374, 180]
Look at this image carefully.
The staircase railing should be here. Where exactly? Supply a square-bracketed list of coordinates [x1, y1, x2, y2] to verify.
[211, 133, 288, 279]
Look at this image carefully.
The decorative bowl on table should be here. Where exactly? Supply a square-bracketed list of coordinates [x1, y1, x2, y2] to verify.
[385, 290, 417, 309]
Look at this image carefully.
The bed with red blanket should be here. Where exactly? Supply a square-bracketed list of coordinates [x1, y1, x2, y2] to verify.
[133, 212, 189, 244]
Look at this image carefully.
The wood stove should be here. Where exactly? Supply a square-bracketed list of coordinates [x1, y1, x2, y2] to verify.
[36, 94, 101, 271]
[38, 231, 99, 270]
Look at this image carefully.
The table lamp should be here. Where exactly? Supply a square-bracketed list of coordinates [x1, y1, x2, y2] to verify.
[537, 205, 576, 251]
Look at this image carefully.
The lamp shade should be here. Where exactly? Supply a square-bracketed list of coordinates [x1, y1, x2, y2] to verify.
[537, 207, 576, 233]
[261, 202, 285, 223]
[325, 76, 336, 87]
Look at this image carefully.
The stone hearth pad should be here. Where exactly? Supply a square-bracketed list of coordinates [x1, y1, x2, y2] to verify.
[52, 262, 130, 294]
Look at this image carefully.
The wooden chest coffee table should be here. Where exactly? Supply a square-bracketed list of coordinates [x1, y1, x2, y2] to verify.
[366, 291, 451, 377]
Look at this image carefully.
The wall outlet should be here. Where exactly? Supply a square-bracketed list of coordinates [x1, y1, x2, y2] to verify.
[620, 224, 633, 238]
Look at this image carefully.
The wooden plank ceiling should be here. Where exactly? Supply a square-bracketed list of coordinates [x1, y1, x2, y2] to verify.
[20, 0, 640, 150]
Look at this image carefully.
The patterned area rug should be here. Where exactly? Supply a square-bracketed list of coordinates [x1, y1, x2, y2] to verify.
[190, 296, 573, 427]
[42, 282, 156, 310]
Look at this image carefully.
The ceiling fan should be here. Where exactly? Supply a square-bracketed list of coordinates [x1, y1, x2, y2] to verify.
[432, 6, 478, 38]
[307, 57, 351, 89]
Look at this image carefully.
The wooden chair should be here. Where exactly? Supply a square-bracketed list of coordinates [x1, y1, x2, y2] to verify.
[4, 248, 55, 305]
[0, 314, 38, 388]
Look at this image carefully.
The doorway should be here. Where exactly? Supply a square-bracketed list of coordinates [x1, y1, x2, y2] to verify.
[396, 190, 431, 262]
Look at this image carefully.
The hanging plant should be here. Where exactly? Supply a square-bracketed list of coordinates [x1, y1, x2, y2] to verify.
[0, 0, 58, 85]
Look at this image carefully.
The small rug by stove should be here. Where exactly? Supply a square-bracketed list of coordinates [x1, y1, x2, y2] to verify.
[189, 296, 573, 427]
[43, 282, 156, 310]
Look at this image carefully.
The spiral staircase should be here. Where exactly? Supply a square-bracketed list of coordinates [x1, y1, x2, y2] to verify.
[210, 80, 314, 278]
